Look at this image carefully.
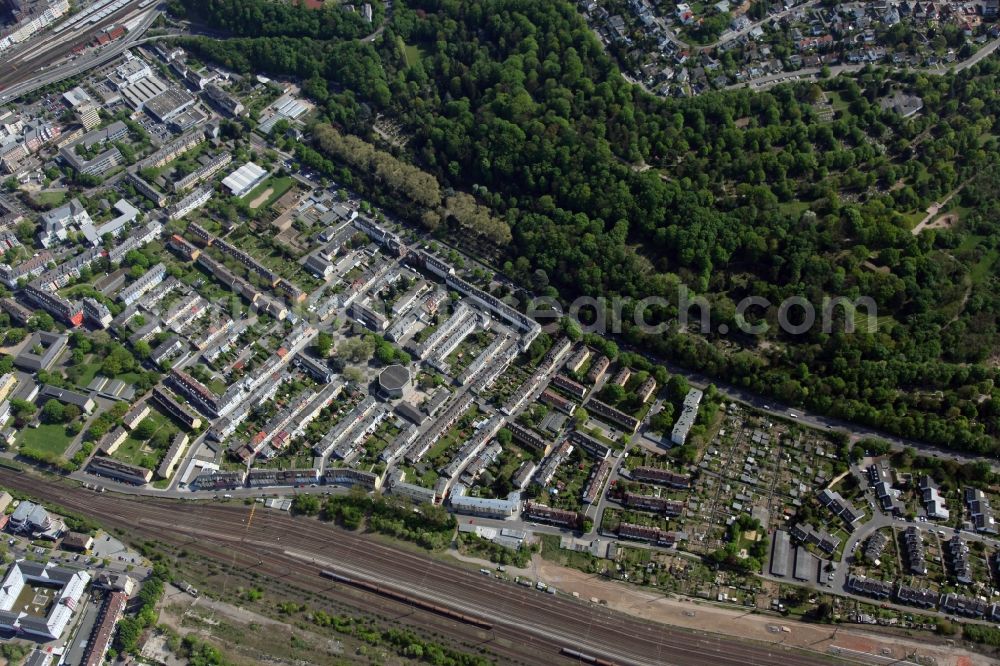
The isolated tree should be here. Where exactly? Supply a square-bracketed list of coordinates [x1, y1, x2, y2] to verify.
[40, 399, 64, 424]
[134, 418, 158, 440]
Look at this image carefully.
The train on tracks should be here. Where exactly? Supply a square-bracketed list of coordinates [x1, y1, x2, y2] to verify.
[319, 570, 493, 631]
[560, 647, 619, 665]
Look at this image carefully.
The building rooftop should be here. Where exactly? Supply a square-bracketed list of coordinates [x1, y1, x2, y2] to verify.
[378, 364, 410, 393]
[221, 161, 267, 196]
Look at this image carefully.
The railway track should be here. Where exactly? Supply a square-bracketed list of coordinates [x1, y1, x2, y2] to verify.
[0, 470, 847, 666]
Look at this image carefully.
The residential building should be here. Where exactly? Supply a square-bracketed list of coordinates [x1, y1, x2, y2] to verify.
[80, 591, 127, 666]
[864, 530, 889, 562]
[551, 373, 587, 399]
[9, 501, 52, 534]
[246, 468, 320, 488]
[630, 466, 691, 489]
[0, 251, 52, 287]
[817, 489, 864, 527]
[940, 593, 988, 618]
[170, 187, 212, 220]
[121, 402, 150, 430]
[568, 430, 611, 460]
[846, 575, 892, 600]
[622, 492, 683, 515]
[618, 523, 676, 547]
[671, 388, 702, 446]
[947, 534, 973, 585]
[587, 399, 639, 433]
[87, 456, 152, 485]
[117, 263, 167, 305]
[522, 501, 579, 528]
[895, 584, 937, 608]
[448, 485, 519, 519]
[156, 433, 189, 479]
[867, 462, 903, 515]
[0, 374, 17, 403]
[82, 298, 112, 328]
[903, 526, 926, 575]
[586, 355, 610, 383]
[60, 532, 93, 552]
[0, 297, 33, 323]
[191, 470, 245, 491]
[965, 487, 997, 534]
[582, 458, 613, 504]
[564, 346, 591, 374]
[150, 387, 202, 430]
[323, 467, 382, 491]
[919, 475, 950, 520]
[24, 285, 83, 326]
[97, 427, 128, 455]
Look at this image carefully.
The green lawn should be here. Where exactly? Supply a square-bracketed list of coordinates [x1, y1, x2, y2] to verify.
[19, 424, 72, 457]
[112, 437, 155, 467]
[30, 191, 67, 209]
[899, 209, 926, 230]
[243, 175, 296, 209]
[824, 90, 850, 114]
[112, 433, 167, 470]
[969, 250, 998, 286]
[75, 362, 103, 389]
[403, 43, 428, 67]
[955, 234, 997, 286]
[115, 372, 143, 385]
[538, 534, 602, 572]
[778, 200, 813, 219]
[111, 406, 174, 469]
[206, 378, 227, 395]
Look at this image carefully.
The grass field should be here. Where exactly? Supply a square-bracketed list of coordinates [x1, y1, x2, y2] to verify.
[899, 209, 926, 230]
[111, 406, 174, 469]
[243, 176, 296, 209]
[824, 90, 850, 114]
[970, 250, 998, 286]
[30, 191, 67, 209]
[19, 424, 72, 457]
[538, 534, 602, 573]
[777, 200, 813, 219]
[74, 361, 102, 389]
[112, 437, 155, 467]
[403, 43, 427, 67]
[956, 234, 998, 286]
[206, 377, 227, 394]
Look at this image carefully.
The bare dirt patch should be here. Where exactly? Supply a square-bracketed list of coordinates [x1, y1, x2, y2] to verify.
[248, 187, 274, 210]
[502, 554, 984, 666]
[862, 260, 890, 274]
[923, 212, 958, 232]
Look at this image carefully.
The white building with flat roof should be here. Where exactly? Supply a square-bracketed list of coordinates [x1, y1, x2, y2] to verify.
[222, 162, 268, 197]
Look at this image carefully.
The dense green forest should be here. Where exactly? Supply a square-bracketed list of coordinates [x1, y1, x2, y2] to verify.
[171, 0, 1000, 454]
